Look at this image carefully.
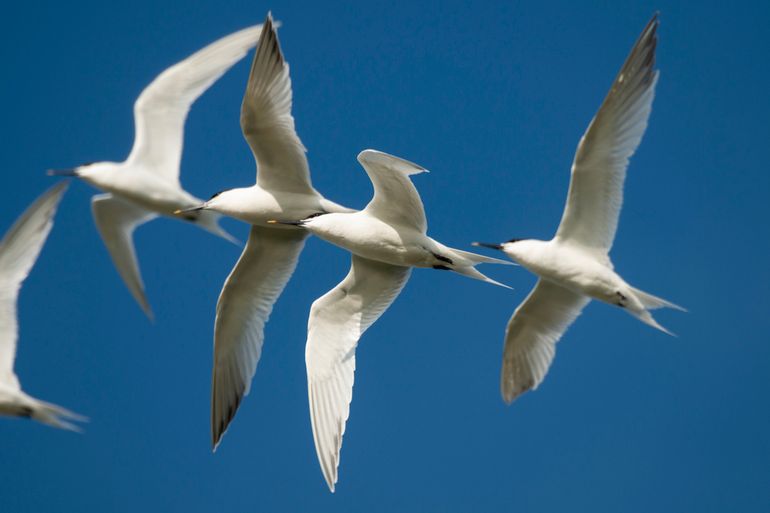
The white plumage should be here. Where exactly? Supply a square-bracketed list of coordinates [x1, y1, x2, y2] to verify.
[0, 182, 86, 430]
[474, 14, 685, 404]
[50, 23, 267, 318]
[295, 149, 512, 491]
[306, 255, 411, 490]
[179, 14, 352, 449]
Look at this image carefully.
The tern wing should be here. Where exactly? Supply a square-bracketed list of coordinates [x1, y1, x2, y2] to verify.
[500, 279, 589, 404]
[243, 14, 315, 195]
[306, 255, 411, 492]
[127, 24, 264, 185]
[211, 226, 308, 449]
[357, 149, 428, 234]
[91, 194, 157, 319]
[555, 15, 659, 254]
[0, 182, 68, 390]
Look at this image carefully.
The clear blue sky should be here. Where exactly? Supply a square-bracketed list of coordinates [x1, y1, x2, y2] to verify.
[1, 0, 768, 511]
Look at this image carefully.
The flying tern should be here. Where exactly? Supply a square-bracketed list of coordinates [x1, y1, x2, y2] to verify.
[474, 14, 684, 404]
[274, 149, 511, 491]
[174, 14, 352, 449]
[0, 182, 86, 431]
[49, 23, 269, 319]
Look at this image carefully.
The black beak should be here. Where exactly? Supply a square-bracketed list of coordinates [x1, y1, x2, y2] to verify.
[47, 168, 78, 177]
[472, 242, 503, 250]
[267, 219, 304, 226]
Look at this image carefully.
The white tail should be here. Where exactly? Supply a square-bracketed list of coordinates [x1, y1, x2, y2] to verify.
[630, 286, 686, 312]
[450, 248, 514, 266]
[629, 308, 676, 337]
[443, 247, 513, 288]
[29, 398, 88, 432]
[452, 264, 512, 289]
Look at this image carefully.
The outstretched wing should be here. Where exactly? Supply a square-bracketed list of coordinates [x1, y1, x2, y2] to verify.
[500, 279, 589, 403]
[91, 194, 157, 319]
[242, 14, 315, 195]
[358, 149, 428, 234]
[127, 24, 264, 185]
[555, 15, 659, 254]
[306, 255, 411, 491]
[211, 226, 308, 449]
[0, 182, 68, 390]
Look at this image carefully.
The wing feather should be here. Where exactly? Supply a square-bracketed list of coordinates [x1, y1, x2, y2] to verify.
[555, 15, 659, 254]
[306, 255, 411, 491]
[91, 194, 156, 319]
[0, 182, 68, 389]
[127, 24, 264, 184]
[211, 226, 308, 448]
[357, 149, 428, 233]
[243, 14, 315, 195]
[501, 279, 589, 403]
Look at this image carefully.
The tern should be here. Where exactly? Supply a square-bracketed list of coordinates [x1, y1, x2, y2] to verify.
[275, 149, 511, 491]
[174, 14, 352, 449]
[0, 182, 86, 431]
[474, 14, 684, 404]
[49, 23, 268, 319]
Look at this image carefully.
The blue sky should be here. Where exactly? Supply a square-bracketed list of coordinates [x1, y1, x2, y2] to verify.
[1, 0, 769, 511]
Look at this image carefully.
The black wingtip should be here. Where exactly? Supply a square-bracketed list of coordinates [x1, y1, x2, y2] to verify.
[256, 11, 283, 64]
[642, 12, 660, 40]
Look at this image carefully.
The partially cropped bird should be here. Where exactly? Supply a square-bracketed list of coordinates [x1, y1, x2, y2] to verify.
[49, 23, 269, 319]
[174, 14, 352, 450]
[474, 14, 684, 404]
[0, 182, 86, 431]
[273, 149, 511, 492]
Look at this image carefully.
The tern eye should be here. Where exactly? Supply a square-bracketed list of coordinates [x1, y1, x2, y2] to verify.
[506, 238, 523, 243]
[209, 190, 226, 200]
[305, 212, 327, 219]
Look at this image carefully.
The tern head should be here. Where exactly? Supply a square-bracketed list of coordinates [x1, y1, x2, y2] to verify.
[473, 238, 533, 264]
[48, 161, 120, 187]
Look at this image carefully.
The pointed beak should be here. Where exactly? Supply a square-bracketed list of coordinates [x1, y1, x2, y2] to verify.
[174, 204, 206, 215]
[47, 168, 78, 177]
[472, 242, 503, 250]
[267, 219, 304, 226]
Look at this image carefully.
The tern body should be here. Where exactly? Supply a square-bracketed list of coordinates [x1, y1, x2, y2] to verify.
[183, 16, 352, 451]
[295, 149, 511, 492]
[0, 182, 86, 431]
[76, 162, 203, 215]
[475, 14, 684, 404]
[51, 24, 268, 318]
[305, 211, 493, 270]
[495, 239, 646, 311]
[202, 184, 345, 227]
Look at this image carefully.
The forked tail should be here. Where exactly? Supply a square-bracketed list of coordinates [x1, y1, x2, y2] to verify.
[451, 248, 515, 267]
[628, 286, 686, 337]
[447, 247, 513, 289]
[29, 398, 88, 432]
[630, 286, 686, 312]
